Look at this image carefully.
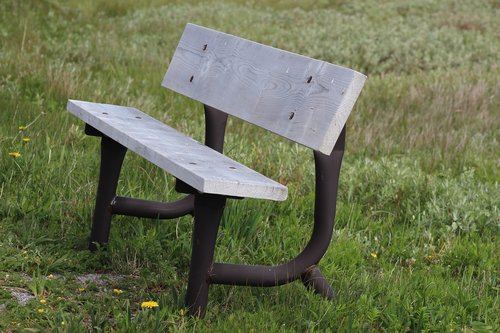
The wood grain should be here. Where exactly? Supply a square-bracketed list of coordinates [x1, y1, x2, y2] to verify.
[67, 100, 287, 201]
[163, 23, 366, 155]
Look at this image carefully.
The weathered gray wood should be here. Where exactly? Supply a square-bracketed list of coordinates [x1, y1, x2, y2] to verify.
[67, 100, 287, 201]
[162, 23, 366, 155]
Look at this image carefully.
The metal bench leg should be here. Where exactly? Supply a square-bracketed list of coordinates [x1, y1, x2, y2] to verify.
[301, 265, 335, 299]
[186, 194, 226, 318]
[209, 127, 346, 300]
[89, 136, 127, 251]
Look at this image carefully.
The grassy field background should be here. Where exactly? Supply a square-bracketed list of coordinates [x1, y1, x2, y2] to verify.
[0, 0, 498, 331]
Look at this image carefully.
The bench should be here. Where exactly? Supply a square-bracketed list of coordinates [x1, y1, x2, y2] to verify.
[68, 23, 366, 317]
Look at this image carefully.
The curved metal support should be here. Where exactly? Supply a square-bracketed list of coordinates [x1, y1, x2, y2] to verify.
[301, 265, 335, 299]
[111, 195, 194, 218]
[87, 125, 195, 252]
[209, 127, 346, 286]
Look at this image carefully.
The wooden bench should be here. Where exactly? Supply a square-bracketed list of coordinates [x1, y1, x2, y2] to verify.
[68, 23, 366, 317]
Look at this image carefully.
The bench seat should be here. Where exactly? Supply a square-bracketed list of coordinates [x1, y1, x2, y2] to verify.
[68, 99, 288, 201]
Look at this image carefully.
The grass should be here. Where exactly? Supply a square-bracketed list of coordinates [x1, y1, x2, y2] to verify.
[0, 0, 498, 331]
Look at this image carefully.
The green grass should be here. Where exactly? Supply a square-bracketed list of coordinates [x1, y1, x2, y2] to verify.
[0, 0, 498, 331]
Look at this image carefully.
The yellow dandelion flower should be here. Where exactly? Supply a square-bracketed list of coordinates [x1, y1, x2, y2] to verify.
[78, 287, 85, 292]
[22, 137, 31, 143]
[179, 308, 186, 316]
[370, 252, 378, 259]
[37, 308, 44, 313]
[141, 301, 159, 309]
[61, 321, 65, 326]
[40, 299, 47, 304]
[113, 288, 124, 294]
[47, 274, 54, 279]
[18, 126, 26, 131]
[8, 152, 21, 158]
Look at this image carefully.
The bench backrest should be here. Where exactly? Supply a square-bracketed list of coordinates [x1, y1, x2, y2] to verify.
[162, 23, 366, 155]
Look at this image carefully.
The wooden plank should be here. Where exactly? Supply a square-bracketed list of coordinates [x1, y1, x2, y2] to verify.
[162, 23, 366, 155]
[67, 100, 288, 201]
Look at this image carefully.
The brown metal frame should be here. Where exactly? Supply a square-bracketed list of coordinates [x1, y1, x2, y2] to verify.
[85, 105, 345, 318]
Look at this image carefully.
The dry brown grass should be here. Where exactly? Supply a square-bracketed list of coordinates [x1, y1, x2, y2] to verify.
[350, 70, 499, 162]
